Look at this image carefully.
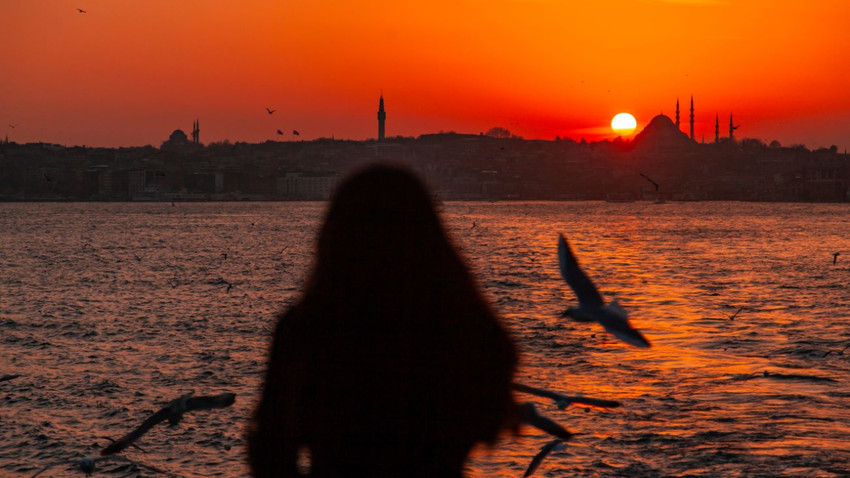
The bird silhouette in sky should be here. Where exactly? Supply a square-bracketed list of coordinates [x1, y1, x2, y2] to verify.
[292, 129, 300, 136]
[524, 439, 567, 478]
[101, 392, 236, 456]
[512, 383, 621, 409]
[276, 129, 283, 135]
[8, 124, 18, 129]
[266, 107, 275, 115]
[639, 173, 660, 191]
[76, 8, 86, 13]
[557, 234, 651, 348]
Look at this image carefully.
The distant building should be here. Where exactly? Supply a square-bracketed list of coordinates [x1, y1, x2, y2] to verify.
[377, 95, 386, 142]
[689, 96, 695, 141]
[161, 119, 201, 152]
[632, 114, 693, 151]
[277, 171, 340, 199]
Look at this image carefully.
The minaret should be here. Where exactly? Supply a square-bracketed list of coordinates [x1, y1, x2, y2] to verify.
[192, 119, 200, 144]
[689, 95, 695, 141]
[715, 115, 719, 143]
[675, 98, 680, 130]
[729, 114, 734, 140]
[377, 94, 386, 142]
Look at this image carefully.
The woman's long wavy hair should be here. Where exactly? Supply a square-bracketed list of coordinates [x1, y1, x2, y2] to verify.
[248, 164, 517, 478]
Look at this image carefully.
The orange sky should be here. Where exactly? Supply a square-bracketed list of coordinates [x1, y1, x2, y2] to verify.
[2, 0, 849, 149]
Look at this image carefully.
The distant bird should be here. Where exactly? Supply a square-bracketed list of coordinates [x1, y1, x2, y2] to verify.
[518, 402, 571, 440]
[30, 455, 163, 478]
[276, 129, 283, 135]
[833, 252, 840, 265]
[728, 306, 744, 321]
[0, 374, 20, 383]
[101, 392, 236, 456]
[524, 439, 567, 478]
[512, 383, 621, 409]
[76, 8, 86, 13]
[42, 172, 53, 182]
[822, 345, 850, 358]
[639, 173, 660, 191]
[8, 124, 18, 129]
[265, 107, 275, 115]
[292, 129, 300, 136]
[557, 234, 650, 348]
[732, 124, 741, 131]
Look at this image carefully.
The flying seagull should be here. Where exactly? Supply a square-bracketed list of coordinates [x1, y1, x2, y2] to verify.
[76, 8, 86, 13]
[292, 129, 300, 136]
[728, 306, 744, 321]
[524, 439, 567, 478]
[822, 344, 850, 358]
[30, 455, 163, 478]
[101, 392, 236, 456]
[512, 383, 621, 409]
[557, 234, 650, 348]
[276, 129, 284, 135]
[266, 107, 275, 115]
[8, 124, 18, 129]
[518, 402, 571, 440]
[639, 173, 660, 191]
[833, 252, 840, 265]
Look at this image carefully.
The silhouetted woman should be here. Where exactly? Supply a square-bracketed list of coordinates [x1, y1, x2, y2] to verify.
[248, 165, 517, 478]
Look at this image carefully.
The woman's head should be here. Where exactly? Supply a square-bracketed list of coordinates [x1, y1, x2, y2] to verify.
[308, 164, 448, 292]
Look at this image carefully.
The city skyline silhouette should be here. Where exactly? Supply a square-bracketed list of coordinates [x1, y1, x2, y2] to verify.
[1, 1, 848, 150]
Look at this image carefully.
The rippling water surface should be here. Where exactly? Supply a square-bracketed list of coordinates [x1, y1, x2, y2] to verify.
[1, 201, 849, 477]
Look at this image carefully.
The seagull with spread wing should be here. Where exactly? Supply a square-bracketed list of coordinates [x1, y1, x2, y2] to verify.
[101, 392, 235, 456]
[266, 107, 275, 115]
[76, 8, 86, 13]
[558, 234, 650, 348]
[512, 383, 621, 410]
[30, 455, 163, 478]
[639, 173, 660, 191]
[518, 402, 571, 440]
[524, 439, 568, 478]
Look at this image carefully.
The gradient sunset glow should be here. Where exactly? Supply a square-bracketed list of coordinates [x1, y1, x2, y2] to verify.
[2, 0, 848, 149]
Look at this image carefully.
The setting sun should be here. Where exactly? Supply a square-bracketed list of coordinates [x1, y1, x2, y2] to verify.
[611, 113, 637, 135]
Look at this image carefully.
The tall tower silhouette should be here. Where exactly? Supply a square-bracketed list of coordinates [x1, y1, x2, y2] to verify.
[729, 114, 737, 141]
[714, 115, 719, 143]
[675, 98, 680, 130]
[192, 119, 200, 145]
[689, 96, 694, 141]
[377, 94, 386, 142]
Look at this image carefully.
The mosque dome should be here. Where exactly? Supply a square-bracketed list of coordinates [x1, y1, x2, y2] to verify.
[169, 129, 188, 142]
[632, 114, 693, 149]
